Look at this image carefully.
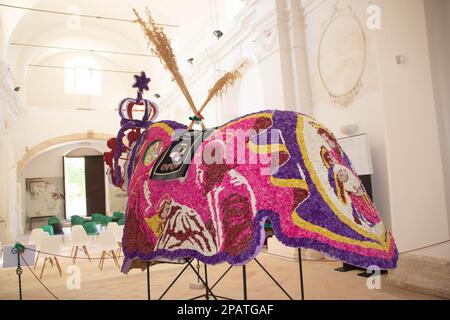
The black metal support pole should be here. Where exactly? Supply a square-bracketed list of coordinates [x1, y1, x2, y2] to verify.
[147, 261, 151, 301]
[254, 258, 293, 300]
[17, 252, 22, 300]
[298, 248, 304, 300]
[12, 243, 24, 301]
[187, 261, 218, 300]
[210, 265, 233, 291]
[242, 264, 248, 300]
[204, 263, 209, 301]
[159, 259, 192, 300]
[196, 260, 200, 283]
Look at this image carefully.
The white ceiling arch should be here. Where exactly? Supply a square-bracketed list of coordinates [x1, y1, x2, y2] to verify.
[9, 22, 154, 82]
[2, 0, 213, 109]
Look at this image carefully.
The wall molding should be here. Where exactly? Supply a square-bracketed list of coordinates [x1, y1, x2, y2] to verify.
[17, 132, 112, 176]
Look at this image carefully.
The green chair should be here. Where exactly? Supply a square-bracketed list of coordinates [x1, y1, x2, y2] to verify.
[117, 218, 125, 226]
[70, 215, 80, 225]
[47, 216, 60, 225]
[90, 213, 112, 227]
[41, 224, 54, 236]
[72, 216, 87, 226]
[113, 211, 125, 220]
[100, 215, 113, 227]
[83, 221, 99, 236]
[48, 216, 64, 235]
[91, 213, 103, 224]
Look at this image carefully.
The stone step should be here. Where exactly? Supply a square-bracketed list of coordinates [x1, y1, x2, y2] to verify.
[386, 253, 450, 299]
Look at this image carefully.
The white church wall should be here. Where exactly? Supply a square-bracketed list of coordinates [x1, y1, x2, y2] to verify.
[13, 108, 119, 163]
[302, 0, 449, 252]
[373, 0, 448, 251]
[159, 0, 311, 126]
[424, 0, 450, 237]
[2, 0, 448, 253]
[0, 62, 24, 242]
[302, 0, 392, 229]
[24, 52, 131, 111]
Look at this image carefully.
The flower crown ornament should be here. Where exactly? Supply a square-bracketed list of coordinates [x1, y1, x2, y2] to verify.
[106, 71, 159, 190]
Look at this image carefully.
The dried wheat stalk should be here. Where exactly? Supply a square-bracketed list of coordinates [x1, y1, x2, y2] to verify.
[198, 61, 247, 115]
[133, 8, 199, 117]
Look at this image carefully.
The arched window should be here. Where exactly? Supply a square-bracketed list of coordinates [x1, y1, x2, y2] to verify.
[65, 57, 101, 95]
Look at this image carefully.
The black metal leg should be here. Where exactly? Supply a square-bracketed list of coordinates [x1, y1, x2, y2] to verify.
[298, 248, 304, 300]
[159, 259, 192, 300]
[242, 265, 248, 300]
[147, 261, 151, 301]
[17, 253, 22, 300]
[12, 245, 23, 300]
[189, 265, 234, 300]
[254, 258, 293, 300]
[187, 261, 217, 300]
[204, 263, 209, 301]
[334, 263, 360, 272]
[196, 260, 200, 283]
[210, 265, 233, 290]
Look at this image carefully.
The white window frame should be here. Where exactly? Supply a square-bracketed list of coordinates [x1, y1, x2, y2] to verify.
[65, 57, 101, 96]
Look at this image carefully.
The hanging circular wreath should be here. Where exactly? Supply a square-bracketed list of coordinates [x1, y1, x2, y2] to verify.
[318, 10, 366, 107]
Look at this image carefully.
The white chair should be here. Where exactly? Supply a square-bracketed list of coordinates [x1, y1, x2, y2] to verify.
[29, 228, 45, 245]
[70, 225, 91, 264]
[38, 236, 62, 279]
[114, 225, 123, 243]
[106, 222, 123, 256]
[29, 229, 47, 269]
[97, 230, 120, 270]
[115, 226, 124, 258]
[106, 222, 119, 234]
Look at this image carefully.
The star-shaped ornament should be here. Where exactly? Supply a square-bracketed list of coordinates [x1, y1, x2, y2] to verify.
[132, 71, 151, 92]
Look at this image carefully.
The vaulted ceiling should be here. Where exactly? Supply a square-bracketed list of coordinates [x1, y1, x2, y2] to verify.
[0, 0, 217, 109]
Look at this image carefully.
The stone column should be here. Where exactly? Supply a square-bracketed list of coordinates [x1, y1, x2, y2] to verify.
[285, 0, 313, 116]
[251, 0, 313, 114]
[0, 63, 23, 243]
[0, 114, 16, 243]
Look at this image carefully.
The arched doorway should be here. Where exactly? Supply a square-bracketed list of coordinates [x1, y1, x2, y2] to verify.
[19, 138, 127, 231]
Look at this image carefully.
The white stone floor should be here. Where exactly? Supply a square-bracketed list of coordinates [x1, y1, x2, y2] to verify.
[0, 236, 441, 300]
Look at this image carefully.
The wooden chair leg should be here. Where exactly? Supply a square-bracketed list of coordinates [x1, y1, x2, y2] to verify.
[101, 252, 107, 270]
[49, 257, 54, 268]
[54, 257, 62, 276]
[40, 258, 47, 279]
[82, 245, 91, 262]
[97, 251, 102, 268]
[98, 251, 105, 269]
[111, 250, 120, 269]
[34, 252, 40, 270]
[72, 246, 78, 264]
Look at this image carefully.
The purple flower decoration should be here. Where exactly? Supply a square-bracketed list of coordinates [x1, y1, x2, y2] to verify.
[132, 71, 151, 93]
